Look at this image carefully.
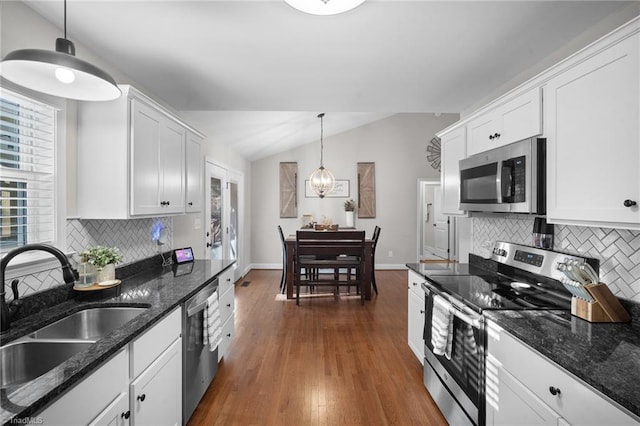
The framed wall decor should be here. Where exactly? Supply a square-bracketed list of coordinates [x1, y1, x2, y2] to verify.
[279, 162, 297, 218]
[305, 179, 350, 198]
[357, 162, 376, 218]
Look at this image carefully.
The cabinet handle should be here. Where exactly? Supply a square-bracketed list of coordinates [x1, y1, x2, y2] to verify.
[494, 132, 501, 139]
[206, 242, 212, 248]
[420, 310, 425, 314]
[121, 411, 131, 419]
[226, 303, 231, 307]
[549, 386, 561, 396]
[137, 394, 146, 402]
[624, 199, 637, 207]
[489, 134, 495, 140]
[166, 201, 170, 206]
[188, 202, 193, 206]
[227, 333, 231, 337]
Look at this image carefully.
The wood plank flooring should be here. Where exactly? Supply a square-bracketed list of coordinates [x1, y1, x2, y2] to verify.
[187, 269, 447, 426]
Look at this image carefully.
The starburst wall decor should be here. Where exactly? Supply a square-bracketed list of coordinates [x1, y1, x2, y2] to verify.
[426, 136, 441, 172]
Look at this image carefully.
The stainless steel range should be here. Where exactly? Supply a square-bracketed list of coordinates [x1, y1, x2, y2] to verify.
[420, 242, 598, 426]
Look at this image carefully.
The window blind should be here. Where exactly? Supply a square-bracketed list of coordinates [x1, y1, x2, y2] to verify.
[0, 88, 57, 254]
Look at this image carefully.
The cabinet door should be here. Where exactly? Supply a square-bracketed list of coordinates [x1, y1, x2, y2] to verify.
[89, 392, 130, 426]
[545, 33, 640, 229]
[407, 289, 425, 364]
[499, 87, 542, 146]
[218, 314, 235, 362]
[440, 126, 467, 215]
[160, 120, 186, 214]
[185, 132, 203, 213]
[466, 114, 496, 156]
[486, 355, 561, 426]
[131, 339, 182, 426]
[131, 100, 162, 216]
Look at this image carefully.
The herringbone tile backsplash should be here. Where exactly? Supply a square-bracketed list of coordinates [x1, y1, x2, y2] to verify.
[472, 216, 640, 301]
[8, 218, 172, 299]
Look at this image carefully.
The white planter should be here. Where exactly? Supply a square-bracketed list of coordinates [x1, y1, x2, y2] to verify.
[345, 211, 355, 228]
[96, 263, 116, 283]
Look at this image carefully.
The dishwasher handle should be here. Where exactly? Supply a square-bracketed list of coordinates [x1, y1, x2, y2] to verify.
[186, 280, 218, 317]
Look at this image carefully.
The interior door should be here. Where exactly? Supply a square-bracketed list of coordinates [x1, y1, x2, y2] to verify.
[433, 187, 450, 260]
[206, 163, 226, 260]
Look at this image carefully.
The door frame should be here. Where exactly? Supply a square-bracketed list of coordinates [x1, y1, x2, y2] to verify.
[416, 178, 452, 261]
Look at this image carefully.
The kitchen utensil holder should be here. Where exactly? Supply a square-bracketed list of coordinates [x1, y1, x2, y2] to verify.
[571, 283, 631, 323]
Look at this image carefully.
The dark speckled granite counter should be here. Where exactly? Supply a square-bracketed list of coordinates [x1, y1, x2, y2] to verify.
[406, 262, 640, 420]
[0, 259, 235, 425]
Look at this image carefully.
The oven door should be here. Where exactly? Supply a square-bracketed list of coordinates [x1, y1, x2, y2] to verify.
[422, 284, 485, 426]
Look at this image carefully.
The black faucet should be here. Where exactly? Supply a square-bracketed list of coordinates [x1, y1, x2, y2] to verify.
[1, 244, 78, 333]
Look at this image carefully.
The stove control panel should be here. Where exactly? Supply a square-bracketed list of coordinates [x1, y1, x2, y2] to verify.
[514, 250, 544, 267]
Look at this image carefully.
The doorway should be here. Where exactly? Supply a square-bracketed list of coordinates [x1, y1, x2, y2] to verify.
[205, 161, 244, 281]
[417, 179, 451, 261]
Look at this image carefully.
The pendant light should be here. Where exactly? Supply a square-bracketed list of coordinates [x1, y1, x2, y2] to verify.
[0, 0, 121, 101]
[309, 113, 336, 199]
[284, 0, 367, 16]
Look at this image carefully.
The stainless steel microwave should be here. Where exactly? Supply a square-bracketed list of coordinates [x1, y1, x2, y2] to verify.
[459, 138, 545, 214]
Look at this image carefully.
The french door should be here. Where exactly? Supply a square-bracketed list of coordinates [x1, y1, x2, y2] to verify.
[205, 161, 243, 280]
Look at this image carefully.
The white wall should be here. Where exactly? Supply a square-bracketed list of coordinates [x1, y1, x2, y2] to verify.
[250, 113, 458, 269]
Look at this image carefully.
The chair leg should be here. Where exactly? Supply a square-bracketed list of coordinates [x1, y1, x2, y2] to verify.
[371, 268, 378, 295]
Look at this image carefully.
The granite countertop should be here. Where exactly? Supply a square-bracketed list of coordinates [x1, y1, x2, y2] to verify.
[0, 259, 235, 425]
[406, 263, 640, 420]
[484, 310, 640, 420]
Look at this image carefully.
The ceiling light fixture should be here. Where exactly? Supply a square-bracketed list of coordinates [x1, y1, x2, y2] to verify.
[0, 0, 121, 101]
[309, 113, 336, 199]
[284, 0, 367, 16]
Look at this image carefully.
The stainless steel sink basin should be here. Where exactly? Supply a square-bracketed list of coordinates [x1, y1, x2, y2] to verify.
[29, 306, 148, 340]
[0, 340, 94, 387]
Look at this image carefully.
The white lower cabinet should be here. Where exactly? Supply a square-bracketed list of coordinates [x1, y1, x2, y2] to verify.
[131, 339, 181, 426]
[37, 308, 182, 426]
[217, 267, 235, 362]
[407, 270, 425, 364]
[486, 320, 639, 426]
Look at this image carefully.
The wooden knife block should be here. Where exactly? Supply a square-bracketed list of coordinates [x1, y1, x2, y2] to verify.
[571, 283, 631, 323]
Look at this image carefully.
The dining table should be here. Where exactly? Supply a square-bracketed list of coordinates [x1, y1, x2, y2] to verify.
[284, 232, 373, 300]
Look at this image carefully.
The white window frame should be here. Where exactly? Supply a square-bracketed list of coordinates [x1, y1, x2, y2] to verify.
[1, 80, 68, 278]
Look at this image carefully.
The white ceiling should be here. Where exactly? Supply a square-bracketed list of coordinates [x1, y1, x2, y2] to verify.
[20, 0, 637, 160]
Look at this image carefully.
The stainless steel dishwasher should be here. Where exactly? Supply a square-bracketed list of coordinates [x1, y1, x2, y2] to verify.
[182, 279, 219, 425]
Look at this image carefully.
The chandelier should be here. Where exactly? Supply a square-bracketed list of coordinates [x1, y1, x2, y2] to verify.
[309, 113, 335, 199]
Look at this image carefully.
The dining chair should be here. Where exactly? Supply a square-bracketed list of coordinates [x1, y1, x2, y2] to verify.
[277, 225, 287, 294]
[371, 226, 381, 295]
[294, 230, 366, 305]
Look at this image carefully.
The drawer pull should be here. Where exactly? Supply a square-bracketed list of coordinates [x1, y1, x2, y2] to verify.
[121, 411, 130, 419]
[137, 394, 146, 402]
[549, 386, 561, 396]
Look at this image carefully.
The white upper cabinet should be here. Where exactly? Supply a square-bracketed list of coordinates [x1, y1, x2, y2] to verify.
[77, 85, 203, 219]
[467, 87, 543, 156]
[440, 126, 467, 215]
[545, 29, 640, 229]
[185, 132, 203, 213]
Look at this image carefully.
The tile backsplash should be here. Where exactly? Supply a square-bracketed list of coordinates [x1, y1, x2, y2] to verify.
[472, 215, 640, 301]
[6, 217, 172, 299]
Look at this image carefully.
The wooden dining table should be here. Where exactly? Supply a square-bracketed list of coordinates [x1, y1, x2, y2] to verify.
[285, 233, 373, 300]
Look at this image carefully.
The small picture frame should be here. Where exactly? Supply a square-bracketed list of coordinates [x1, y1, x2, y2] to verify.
[305, 179, 350, 198]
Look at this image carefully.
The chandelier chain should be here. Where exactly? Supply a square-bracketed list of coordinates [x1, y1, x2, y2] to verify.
[318, 112, 325, 167]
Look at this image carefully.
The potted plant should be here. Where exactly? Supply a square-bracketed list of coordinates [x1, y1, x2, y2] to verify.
[85, 246, 123, 282]
[344, 199, 356, 228]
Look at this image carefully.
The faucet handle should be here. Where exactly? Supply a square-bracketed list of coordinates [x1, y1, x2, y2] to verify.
[11, 279, 19, 300]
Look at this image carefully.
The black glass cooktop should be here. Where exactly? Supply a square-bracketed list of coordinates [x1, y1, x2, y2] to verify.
[427, 274, 572, 313]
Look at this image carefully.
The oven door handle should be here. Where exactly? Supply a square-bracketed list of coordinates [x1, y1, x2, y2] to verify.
[422, 282, 483, 328]
[448, 304, 483, 329]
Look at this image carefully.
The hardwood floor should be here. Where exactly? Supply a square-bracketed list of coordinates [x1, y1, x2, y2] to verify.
[188, 269, 447, 426]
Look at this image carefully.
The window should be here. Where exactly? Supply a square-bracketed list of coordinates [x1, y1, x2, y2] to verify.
[0, 88, 57, 255]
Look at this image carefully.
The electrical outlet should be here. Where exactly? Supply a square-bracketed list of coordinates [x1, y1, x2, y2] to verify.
[388, 250, 393, 257]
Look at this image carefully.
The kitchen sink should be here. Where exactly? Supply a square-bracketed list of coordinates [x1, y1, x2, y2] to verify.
[0, 340, 94, 387]
[29, 306, 148, 340]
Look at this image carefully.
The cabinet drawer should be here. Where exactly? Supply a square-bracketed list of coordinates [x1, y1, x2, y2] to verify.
[131, 307, 181, 379]
[408, 270, 425, 301]
[219, 286, 235, 325]
[218, 315, 235, 362]
[487, 322, 638, 425]
[217, 268, 235, 295]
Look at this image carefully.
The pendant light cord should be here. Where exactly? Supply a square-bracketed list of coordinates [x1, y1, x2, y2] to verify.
[63, 0, 67, 39]
[318, 112, 325, 167]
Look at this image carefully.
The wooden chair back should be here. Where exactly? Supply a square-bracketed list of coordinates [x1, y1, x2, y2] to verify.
[295, 230, 365, 260]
